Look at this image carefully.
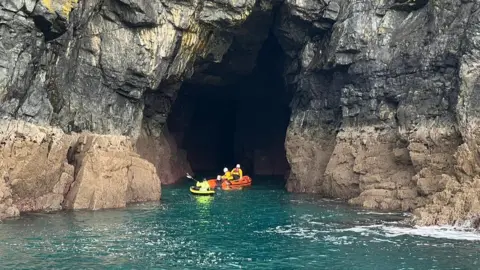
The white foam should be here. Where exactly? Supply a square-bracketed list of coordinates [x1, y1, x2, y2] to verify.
[264, 219, 480, 242]
[341, 224, 480, 241]
[370, 237, 398, 244]
[357, 211, 401, 216]
[381, 225, 480, 241]
[263, 224, 330, 240]
[335, 225, 383, 234]
[323, 235, 354, 245]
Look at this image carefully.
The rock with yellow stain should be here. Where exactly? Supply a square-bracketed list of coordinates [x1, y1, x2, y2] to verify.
[39, 0, 78, 18]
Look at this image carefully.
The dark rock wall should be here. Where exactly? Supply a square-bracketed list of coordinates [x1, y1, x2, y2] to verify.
[278, 0, 480, 226]
[3, 0, 480, 226]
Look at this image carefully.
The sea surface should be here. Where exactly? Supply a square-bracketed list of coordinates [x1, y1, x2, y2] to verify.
[1, 178, 480, 269]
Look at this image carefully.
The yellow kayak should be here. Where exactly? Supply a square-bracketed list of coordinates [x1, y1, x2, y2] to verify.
[190, 186, 215, 195]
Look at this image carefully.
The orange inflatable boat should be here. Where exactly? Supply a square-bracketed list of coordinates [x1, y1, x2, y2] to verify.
[208, 176, 252, 189]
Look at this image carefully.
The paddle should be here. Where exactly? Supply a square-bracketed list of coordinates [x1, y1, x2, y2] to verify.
[186, 173, 199, 182]
[186, 173, 202, 191]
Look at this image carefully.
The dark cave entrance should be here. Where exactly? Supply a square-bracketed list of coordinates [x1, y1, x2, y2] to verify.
[166, 32, 291, 179]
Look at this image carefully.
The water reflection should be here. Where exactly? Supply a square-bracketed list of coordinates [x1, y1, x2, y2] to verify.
[194, 196, 213, 226]
[194, 196, 214, 206]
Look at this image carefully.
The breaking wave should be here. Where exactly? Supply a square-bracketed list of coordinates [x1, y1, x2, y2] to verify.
[262, 213, 480, 242]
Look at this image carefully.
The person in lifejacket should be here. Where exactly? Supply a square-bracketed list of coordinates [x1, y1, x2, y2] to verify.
[231, 164, 243, 180]
[222, 167, 233, 181]
[196, 178, 211, 191]
[216, 175, 222, 188]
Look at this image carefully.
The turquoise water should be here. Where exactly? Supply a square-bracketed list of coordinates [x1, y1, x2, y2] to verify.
[1, 181, 480, 269]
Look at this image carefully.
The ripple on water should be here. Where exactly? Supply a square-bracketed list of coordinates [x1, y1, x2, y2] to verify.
[1, 185, 480, 269]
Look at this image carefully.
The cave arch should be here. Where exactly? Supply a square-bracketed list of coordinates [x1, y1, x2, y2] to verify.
[165, 31, 292, 181]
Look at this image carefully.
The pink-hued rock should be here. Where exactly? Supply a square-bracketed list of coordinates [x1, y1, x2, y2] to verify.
[0, 120, 161, 219]
[136, 122, 191, 185]
[285, 121, 468, 223]
[63, 134, 161, 210]
[0, 120, 77, 216]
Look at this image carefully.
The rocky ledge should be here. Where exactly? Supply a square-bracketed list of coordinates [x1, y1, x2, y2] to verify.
[0, 120, 161, 219]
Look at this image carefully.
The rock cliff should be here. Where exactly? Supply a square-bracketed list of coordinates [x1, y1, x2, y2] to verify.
[2, 0, 480, 227]
[279, 0, 480, 228]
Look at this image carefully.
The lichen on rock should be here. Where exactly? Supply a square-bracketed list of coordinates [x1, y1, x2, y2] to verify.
[39, 0, 79, 17]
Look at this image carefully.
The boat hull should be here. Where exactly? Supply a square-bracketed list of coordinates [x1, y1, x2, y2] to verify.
[190, 186, 215, 195]
[207, 176, 252, 189]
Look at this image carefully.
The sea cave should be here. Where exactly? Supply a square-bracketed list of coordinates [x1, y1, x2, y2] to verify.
[165, 32, 292, 181]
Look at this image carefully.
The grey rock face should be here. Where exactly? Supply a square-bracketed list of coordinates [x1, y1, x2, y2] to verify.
[108, 0, 158, 27]
[279, 0, 480, 226]
[1, 0, 267, 136]
[0, 3, 44, 119]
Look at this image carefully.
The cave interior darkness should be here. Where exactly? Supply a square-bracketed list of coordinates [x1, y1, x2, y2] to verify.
[166, 32, 292, 181]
